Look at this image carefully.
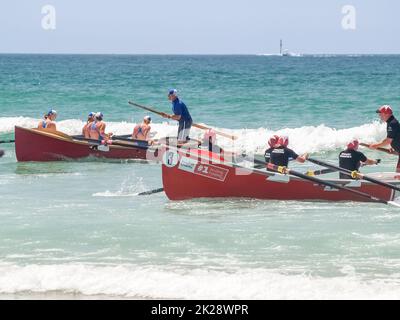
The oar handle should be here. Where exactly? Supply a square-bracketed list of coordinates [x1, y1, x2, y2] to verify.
[128, 100, 238, 140]
[128, 101, 166, 117]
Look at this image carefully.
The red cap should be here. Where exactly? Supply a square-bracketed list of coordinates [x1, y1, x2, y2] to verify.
[347, 139, 359, 150]
[376, 105, 393, 115]
[277, 136, 289, 147]
[268, 135, 280, 148]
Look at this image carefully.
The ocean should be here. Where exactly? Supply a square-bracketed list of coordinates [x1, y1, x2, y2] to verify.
[1, 54, 400, 299]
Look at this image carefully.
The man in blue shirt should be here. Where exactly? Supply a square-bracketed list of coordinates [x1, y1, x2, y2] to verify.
[161, 89, 193, 143]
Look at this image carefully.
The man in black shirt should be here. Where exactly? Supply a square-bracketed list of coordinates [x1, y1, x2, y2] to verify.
[264, 135, 279, 163]
[269, 136, 308, 167]
[339, 139, 380, 179]
[369, 105, 400, 172]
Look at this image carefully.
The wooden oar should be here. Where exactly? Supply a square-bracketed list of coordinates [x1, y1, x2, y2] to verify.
[251, 157, 335, 176]
[305, 168, 336, 176]
[72, 136, 149, 150]
[264, 162, 400, 207]
[308, 157, 400, 193]
[128, 101, 238, 140]
[0, 139, 15, 144]
[360, 142, 400, 156]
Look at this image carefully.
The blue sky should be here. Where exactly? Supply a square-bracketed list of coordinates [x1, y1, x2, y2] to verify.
[0, 0, 399, 54]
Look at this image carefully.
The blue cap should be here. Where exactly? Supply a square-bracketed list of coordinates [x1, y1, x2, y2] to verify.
[88, 112, 95, 117]
[168, 89, 178, 96]
[47, 109, 57, 116]
[95, 112, 103, 119]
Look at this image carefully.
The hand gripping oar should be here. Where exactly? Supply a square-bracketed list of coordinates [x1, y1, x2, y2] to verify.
[307, 157, 400, 193]
[360, 143, 400, 156]
[265, 162, 400, 207]
[0, 139, 15, 144]
[128, 101, 238, 140]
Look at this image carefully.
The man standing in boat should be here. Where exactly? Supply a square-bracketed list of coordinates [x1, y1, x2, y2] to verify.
[369, 105, 400, 172]
[38, 109, 57, 132]
[161, 89, 193, 143]
[339, 139, 380, 179]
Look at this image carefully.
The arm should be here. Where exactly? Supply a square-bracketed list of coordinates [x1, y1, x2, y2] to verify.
[47, 122, 57, 132]
[143, 126, 151, 140]
[362, 158, 380, 166]
[132, 126, 139, 139]
[161, 112, 181, 121]
[369, 138, 392, 149]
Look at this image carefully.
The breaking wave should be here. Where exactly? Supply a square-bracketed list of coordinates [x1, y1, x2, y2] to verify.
[0, 117, 386, 154]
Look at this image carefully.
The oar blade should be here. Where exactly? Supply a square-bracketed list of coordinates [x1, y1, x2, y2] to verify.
[136, 188, 164, 196]
[387, 201, 400, 208]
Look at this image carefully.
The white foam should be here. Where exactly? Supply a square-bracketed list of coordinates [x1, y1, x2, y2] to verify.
[0, 263, 400, 299]
[0, 117, 387, 154]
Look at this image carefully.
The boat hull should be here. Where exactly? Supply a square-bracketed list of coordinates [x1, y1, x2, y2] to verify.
[162, 151, 398, 203]
[15, 126, 152, 162]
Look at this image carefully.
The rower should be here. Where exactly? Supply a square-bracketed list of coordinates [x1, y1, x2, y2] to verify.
[38, 109, 57, 132]
[369, 105, 400, 172]
[88, 112, 113, 142]
[0, 149, 4, 158]
[161, 89, 193, 144]
[82, 112, 95, 138]
[339, 139, 380, 179]
[268, 136, 308, 169]
[132, 116, 152, 141]
[264, 135, 280, 164]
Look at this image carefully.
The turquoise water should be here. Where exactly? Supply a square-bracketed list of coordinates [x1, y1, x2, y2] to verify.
[1, 54, 400, 299]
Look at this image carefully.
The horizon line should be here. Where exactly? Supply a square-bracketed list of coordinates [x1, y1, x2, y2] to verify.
[1, 52, 400, 56]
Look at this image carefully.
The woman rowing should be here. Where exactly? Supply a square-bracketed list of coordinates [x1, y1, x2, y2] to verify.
[132, 116, 152, 141]
[38, 109, 57, 132]
[88, 112, 113, 142]
[82, 112, 95, 138]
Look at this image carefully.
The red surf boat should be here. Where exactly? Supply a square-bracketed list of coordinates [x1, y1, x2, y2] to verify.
[161, 148, 400, 203]
[14, 126, 154, 162]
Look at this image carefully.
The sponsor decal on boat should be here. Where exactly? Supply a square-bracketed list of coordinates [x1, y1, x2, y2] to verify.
[163, 150, 179, 168]
[179, 156, 229, 182]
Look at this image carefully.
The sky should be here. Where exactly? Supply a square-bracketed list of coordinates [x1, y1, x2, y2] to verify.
[0, 0, 399, 54]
